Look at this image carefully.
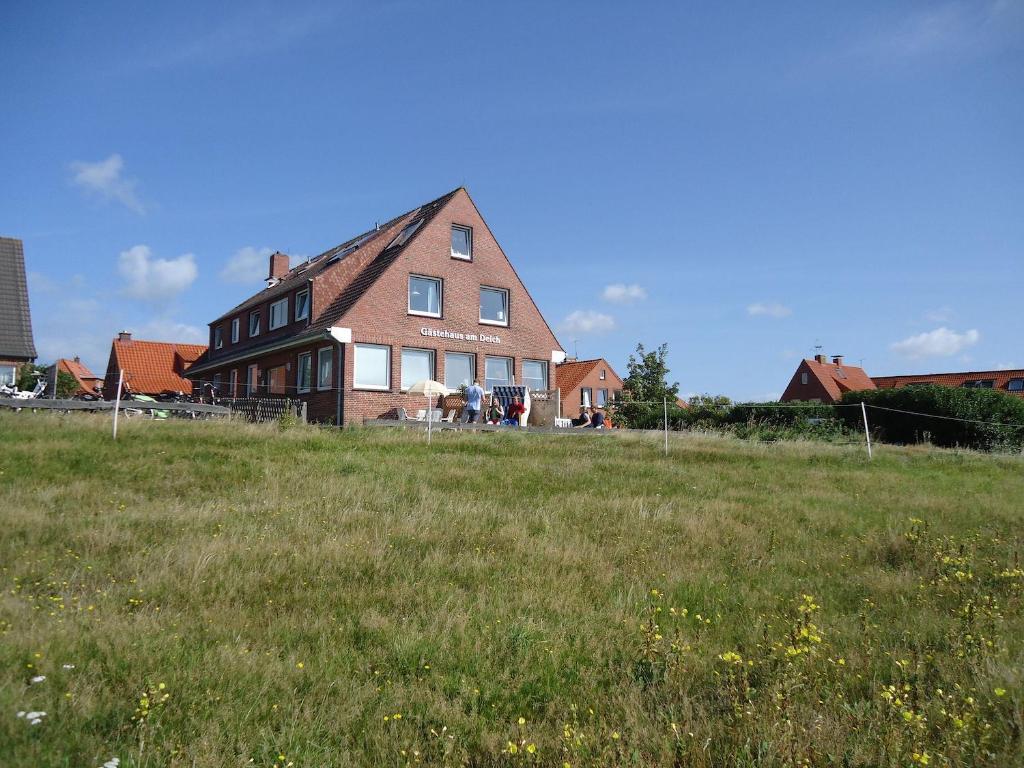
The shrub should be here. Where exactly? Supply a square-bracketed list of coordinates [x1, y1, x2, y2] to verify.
[839, 386, 1024, 451]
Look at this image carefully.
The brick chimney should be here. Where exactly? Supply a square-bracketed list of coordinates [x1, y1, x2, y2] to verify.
[814, 354, 828, 364]
[268, 252, 290, 281]
[832, 355, 844, 366]
[118, 331, 132, 343]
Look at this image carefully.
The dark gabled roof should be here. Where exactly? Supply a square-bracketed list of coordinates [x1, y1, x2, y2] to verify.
[212, 188, 461, 325]
[309, 189, 459, 331]
[0, 237, 37, 360]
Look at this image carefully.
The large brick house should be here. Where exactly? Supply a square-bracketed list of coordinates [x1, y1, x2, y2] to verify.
[555, 358, 624, 413]
[780, 355, 875, 403]
[185, 188, 565, 425]
[873, 369, 1024, 398]
[0, 237, 37, 386]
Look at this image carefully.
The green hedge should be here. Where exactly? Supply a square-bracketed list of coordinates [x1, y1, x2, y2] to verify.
[839, 386, 1024, 451]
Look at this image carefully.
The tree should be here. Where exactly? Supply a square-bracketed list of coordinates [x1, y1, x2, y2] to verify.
[610, 343, 681, 429]
[55, 370, 80, 398]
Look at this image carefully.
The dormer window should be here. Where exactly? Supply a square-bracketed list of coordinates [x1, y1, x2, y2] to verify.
[388, 218, 423, 250]
[294, 290, 309, 322]
[451, 225, 472, 260]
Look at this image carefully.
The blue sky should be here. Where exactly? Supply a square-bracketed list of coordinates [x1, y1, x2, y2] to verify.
[2, 1, 1021, 400]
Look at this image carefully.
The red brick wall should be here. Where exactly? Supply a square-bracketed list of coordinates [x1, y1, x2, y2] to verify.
[780, 361, 835, 403]
[338, 190, 563, 425]
[559, 362, 624, 415]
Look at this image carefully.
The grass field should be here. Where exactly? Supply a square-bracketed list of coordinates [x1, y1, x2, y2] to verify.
[1, 413, 1022, 767]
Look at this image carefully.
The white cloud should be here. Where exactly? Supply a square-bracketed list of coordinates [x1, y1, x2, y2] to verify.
[133, 319, 206, 345]
[70, 154, 144, 213]
[118, 245, 197, 301]
[558, 310, 616, 335]
[747, 302, 792, 319]
[601, 283, 647, 304]
[220, 246, 273, 284]
[890, 327, 980, 360]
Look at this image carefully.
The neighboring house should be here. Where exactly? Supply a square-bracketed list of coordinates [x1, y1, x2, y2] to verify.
[873, 369, 1024, 398]
[555, 358, 624, 413]
[0, 237, 37, 385]
[780, 355, 875, 403]
[185, 187, 565, 425]
[102, 332, 207, 398]
[50, 357, 103, 396]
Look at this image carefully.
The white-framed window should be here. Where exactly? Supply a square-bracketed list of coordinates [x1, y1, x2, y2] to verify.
[597, 388, 608, 407]
[801, 372, 808, 385]
[522, 359, 548, 391]
[317, 347, 333, 390]
[229, 369, 238, 397]
[445, 352, 474, 390]
[480, 286, 508, 326]
[354, 343, 390, 390]
[408, 275, 442, 317]
[581, 387, 593, 407]
[231, 318, 240, 344]
[451, 225, 472, 260]
[249, 311, 261, 337]
[600, 368, 606, 380]
[247, 364, 259, 395]
[0, 364, 17, 386]
[214, 326, 223, 349]
[294, 290, 310, 322]
[484, 356, 512, 392]
[297, 352, 312, 393]
[401, 348, 435, 391]
[269, 298, 289, 330]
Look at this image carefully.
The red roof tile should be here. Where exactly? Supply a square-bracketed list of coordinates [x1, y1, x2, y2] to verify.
[109, 339, 207, 395]
[781, 357, 876, 402]
[555, 359, 601, 396]
[873, 369, 1024, 397]
[55, 357, 102, 395]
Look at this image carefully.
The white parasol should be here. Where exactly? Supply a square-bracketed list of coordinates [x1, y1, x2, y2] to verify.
[406, 379, 450, 443]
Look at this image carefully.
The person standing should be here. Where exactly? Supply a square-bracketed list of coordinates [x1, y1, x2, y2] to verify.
[465, 380, 484, 423]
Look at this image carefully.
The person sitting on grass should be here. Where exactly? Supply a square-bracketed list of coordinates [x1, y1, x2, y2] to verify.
[503, 395, 526, 426]
[587, 406, 606, 429]
[486, 396, 504, 425]
[573, 406, 591, 427]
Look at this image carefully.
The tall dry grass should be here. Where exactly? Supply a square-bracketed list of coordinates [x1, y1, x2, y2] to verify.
[0, 412, 1021, 766]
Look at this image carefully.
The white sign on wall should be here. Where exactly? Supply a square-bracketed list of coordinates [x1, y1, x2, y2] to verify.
[421, 327, 501, 345]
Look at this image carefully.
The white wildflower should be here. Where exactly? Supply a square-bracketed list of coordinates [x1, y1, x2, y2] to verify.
[30, 675, 46, 684]
[62, 663, 76, 670]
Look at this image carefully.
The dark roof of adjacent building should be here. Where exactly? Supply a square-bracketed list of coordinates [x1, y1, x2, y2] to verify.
[188, 188, 462, 375]
[0, 237, 37, 360]
[212, 188, 461, 325]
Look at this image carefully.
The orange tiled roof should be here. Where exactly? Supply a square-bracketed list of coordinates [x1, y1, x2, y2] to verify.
[555, 359, 601, 395]
[55, 357, 102, 395]
[805, 358, 875, 401]
[873, 369, 1024, 397]
[111, 339, 207, 394]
